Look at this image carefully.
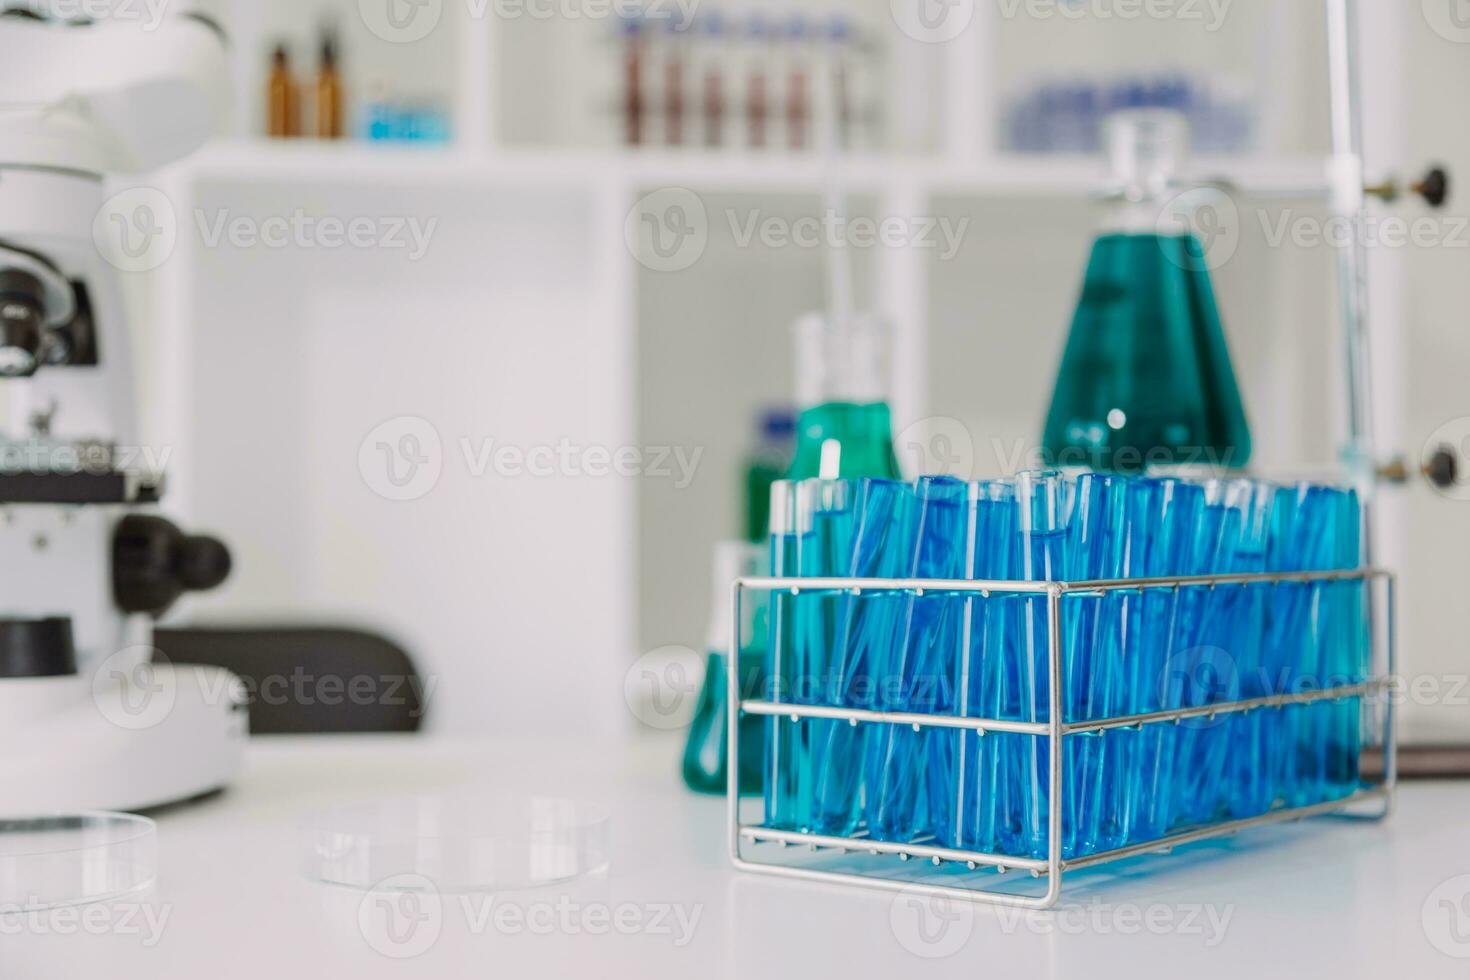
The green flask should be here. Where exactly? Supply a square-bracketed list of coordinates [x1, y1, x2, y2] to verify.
[1044, 111, 1252, 473]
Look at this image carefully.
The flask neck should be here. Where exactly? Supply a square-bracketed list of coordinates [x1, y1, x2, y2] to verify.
[1103, 109, 1191, 234]
[794, 312, 888, 408]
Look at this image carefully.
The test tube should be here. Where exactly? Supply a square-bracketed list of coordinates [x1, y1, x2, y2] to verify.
[1062, 472, 1129, 855]
[788, 480, 854, 832]
[808, 478, 906, 838]
[861, 477, 965, 843]
[765, 480, 851, 830]
[763, 480, 800, 830]
[1323, 488, 1366, 800]
[1276, 484, 1339, 809]
[1015, 471, 1066, 859]
[1215, 479, 1278, 820]
[1168, 477, 1251, 828]
[1284, 484, 1364, 807]
[1125, 476, 1204, 845]
[930, 479, 1022, 855]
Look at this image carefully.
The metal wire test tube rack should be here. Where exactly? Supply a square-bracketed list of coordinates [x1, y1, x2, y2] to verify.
[726, 569, 1396, 910]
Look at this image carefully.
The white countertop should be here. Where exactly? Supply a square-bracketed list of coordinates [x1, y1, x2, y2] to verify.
[7, 734, 1470, 978]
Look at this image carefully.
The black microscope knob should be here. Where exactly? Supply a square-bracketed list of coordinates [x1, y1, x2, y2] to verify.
[1414, 167, 1450, 209]
[0, 618, 77, 678]
[1426, 444, 1460, 490]
[176, 534, 232, 592]
[113, 515, 233, 617]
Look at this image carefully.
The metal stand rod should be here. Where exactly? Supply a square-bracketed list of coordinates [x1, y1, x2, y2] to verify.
[1325, 0, 1378, 568]
[740, 679, 1389, 738]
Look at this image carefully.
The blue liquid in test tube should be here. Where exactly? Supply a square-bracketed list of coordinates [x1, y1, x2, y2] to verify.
[1204, 480, 1277, 822]
[863, 477, 967, 843]
[1276, 485, 1339, 809]
[1126, 477, 1204, 844]
[1015, 471, 1066, 859]
[1323, 488, 1367, 800]
[764, 480, 852, 832]
[1063, 472, 1129, 854]
[809, 479, 910, 837]
[1167, 478, 1247, 829]
[931, 480, 1024, 855]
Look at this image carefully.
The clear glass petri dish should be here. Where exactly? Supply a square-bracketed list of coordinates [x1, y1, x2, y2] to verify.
[0, 813, 158, 912]
[303, 795, 610, 894]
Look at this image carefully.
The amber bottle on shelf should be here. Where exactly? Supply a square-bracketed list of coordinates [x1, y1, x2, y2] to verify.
[266, 45, 300, 138]
[621, 16, 644, 146]
[315, 35, 344, 140]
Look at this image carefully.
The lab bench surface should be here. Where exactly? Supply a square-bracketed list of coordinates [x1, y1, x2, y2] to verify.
[7, 734, 1470, 979]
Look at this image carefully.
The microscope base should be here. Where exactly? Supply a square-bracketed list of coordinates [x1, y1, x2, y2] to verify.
[0, 664, 248, 815]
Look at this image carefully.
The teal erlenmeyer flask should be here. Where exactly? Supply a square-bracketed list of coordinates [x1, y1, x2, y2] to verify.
[1044, 110, 1252, 473]
[786, 313, 904, 481]
[682, 541, 767, 794]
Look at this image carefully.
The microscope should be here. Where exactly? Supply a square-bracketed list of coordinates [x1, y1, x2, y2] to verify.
[0, 8, 246, 813]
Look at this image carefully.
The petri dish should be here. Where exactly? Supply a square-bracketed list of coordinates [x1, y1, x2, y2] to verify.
[0, 813, 158, 912]
[304, 794, 610, 894]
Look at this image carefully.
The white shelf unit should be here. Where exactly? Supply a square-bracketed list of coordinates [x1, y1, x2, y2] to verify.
[185, 140, 1336, 197]
[152, 0, 1421, 735]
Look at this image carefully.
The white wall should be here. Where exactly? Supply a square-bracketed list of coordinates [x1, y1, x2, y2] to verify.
[171, 178, 631, 735]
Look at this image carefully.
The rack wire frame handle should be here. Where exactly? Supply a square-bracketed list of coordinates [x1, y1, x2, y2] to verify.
[726, 568, 1398, 911]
